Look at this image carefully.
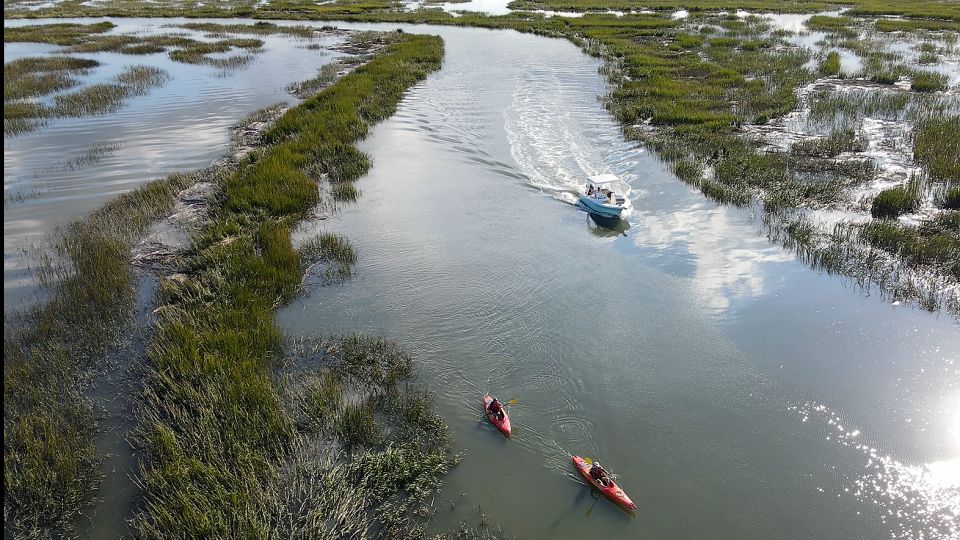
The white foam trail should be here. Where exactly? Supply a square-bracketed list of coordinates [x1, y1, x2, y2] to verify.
[503, 61, 638, 211]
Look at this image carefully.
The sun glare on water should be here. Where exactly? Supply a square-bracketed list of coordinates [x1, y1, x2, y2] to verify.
[793, 398, 960, 539]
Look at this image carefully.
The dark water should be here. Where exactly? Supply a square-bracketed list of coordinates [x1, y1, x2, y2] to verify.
[3, 17, 958, 539]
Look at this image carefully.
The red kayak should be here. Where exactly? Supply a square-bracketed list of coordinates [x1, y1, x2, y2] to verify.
[572, 455, 637, 511]
[483, 395, 512, 437]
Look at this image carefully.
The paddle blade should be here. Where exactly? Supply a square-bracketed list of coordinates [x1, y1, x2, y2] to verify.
[583, 457, 593, 465]
[507, 399, 519, 405]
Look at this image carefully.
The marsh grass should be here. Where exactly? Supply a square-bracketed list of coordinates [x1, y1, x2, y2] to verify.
[3, 56, 100, 133]
[3, 171, 197, 537]
[875, 18, 960, 33]
[791, 127, 867, 158]
[806, 15, 858, 38]
[937, 185, 960, 210]
[859, 212, 960, 279]
[914, 116, 960, 182]
[2, 56, 94, 100]
[871, 180, 923, 218]
[3, 21, 116, 45]
[818, 50, 841, 76]
[5, 60, 170, 134]
[918, 51, 938, 64]
[280, 333, 454, 534]
[910, 70, 948, 92]
[53, 65, 170, 117]
[4, 22, 279, 72]
[132, 33, 445, 538]
[300, 232, 357, 284]
[178, 21, 322, 38]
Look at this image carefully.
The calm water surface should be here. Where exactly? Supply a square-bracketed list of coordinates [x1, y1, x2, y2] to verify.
[4, 17, 958, 539]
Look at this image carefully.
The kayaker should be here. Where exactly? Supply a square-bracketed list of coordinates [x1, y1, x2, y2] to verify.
[488, 398, 505, 420]
[589, 462, 611, 487]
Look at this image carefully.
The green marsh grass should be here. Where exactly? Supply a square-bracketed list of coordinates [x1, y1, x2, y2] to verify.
[4, 24, 293, 133]
[3, 57, 98, 101]
[806, 15, 858, 38]
[875, 18, 960, 33]
[178, 21, 322, 38]
[4, 171, 197, 537]
[871, 181, 923, 218]
[818, 51, 842, 76]
[910, 70, 949, 92]
[51, 65, 170, 117]
[132, 33, 445, 538]
[3, 56, 101, 133]
[938, 185, 960, 210]
[300, 232, 357, 284]
[3, 21, 116, 45]
[914, 116, 960, 182]
[790, 127, 866, 158]
[859, 212, 960, 279]
[918, 51, 939, 64]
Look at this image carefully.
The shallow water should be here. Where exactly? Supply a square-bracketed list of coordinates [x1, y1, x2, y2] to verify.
[4, 17, 959, 540]
[3, 18, 346, 310]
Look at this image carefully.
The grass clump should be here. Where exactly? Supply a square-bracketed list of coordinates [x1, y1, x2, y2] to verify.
[818, 51, 841, 77]
[283, 334, 454, 535]
[806, 15, 857, 37]
[3, 56, 102, 134]
[337, 402, 382, 446]
[871, 181, 922, 218]
[3, 56, 98, 101]
[910, 70, 949, 92]
[875, 18, 960, 33]
[300, 232, 357, 284]
[914, 116, 960, 182]
[918, 51, 938, 65]
[178, 21, 321, 38]
[938, 185, 960, 210]
[51, 66, 170, 117]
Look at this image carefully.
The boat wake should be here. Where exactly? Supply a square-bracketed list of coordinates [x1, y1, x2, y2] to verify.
[503, 60, 641, 215]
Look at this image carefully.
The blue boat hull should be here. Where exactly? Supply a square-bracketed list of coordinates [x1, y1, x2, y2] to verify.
[578, 195, 624, 218]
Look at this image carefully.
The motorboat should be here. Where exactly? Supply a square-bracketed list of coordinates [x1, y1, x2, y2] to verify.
[577, 174, 627, 218]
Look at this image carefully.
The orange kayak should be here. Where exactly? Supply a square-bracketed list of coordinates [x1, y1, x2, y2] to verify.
[483, 395, 512, 436]
[572, 455, 636, 510]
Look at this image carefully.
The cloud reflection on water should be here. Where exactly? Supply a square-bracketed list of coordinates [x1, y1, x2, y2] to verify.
[630, 197, 794, 315]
